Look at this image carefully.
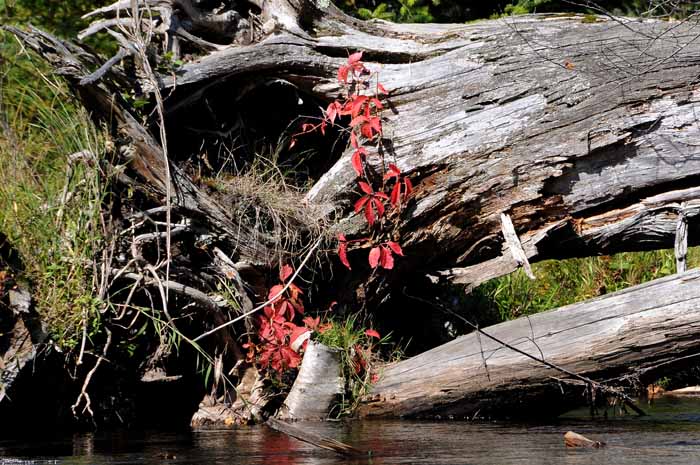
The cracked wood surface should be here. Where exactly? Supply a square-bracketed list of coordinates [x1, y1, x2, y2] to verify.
[10, 10, 700, 285]
[163, 9, 700, 283]
[300, 14, 700, 285]
[360, 268, 700, 418]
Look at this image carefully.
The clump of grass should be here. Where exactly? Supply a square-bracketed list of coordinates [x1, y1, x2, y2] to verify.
[315, 314, 390, 417]
[474, 248, 700, 321]
[205, 140, 335, 268]
[0, 38, 108, 352]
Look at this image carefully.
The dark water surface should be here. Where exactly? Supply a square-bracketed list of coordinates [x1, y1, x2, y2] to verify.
[4, 397, 700, 464]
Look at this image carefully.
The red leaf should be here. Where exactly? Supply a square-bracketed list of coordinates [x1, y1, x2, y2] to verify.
[289, 139, 297, 149]
[350, 131, 359, 148]
[368, 116, 382, 135]
[341, 99, 354, 115]
[361, 123, 374, 139]
[338, 241, 351, 269]
[377, 83, 388, 95]
[354, 195, 369, 213]
[348, 51, 363, 65]
[368, 246, 381, 268]
[351, 95, 368, 117]
[358, 181, 373, 195]
[289, 324, 310, 351]
[326, 101, 342, 124]
[387, 241, 404, 256]
[278, 300, 293, 319]
[338, 233, 347, 242]
[351, 150, 364, 176]
[380, 246, 394, 269]
[365, 328, 381, 339]
[390, 182, 400, 207]
[268, 284, 285, 302]
[263, 305, 276, 319]
[279, 264, 293, 282]
[370, 97, 383, 110]
[373, 197, 385, 218]
[364, 200, 375, 225]
[350, 115, 367, 127]
[338, 65, 350, 83]
[374, 191, 389, 200]
[404, 177, 413, 196]
[282, 346, 302, 368]
[303, 316, 320, 330]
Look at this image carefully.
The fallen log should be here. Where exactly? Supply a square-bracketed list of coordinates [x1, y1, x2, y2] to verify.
[564, 431, 605, 448]
[359, 268, 700, 419]
[265, 417, 366, 456]
[7, 10, 700, 294]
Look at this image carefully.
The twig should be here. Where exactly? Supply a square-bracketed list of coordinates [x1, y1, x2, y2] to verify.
[192, 236, 323, 342]
[80, 47, 133, 85]
[266, 418, 366, 456]
[72, 328, 113, 420]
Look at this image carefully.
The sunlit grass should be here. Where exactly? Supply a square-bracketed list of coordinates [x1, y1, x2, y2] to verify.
[1, 34, 107, 351]
[474, 248, 700, 321]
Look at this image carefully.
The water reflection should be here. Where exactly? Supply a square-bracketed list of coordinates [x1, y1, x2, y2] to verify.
[2, 397, 700, 464]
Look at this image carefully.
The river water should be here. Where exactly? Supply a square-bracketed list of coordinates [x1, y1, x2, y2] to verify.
[3, 396, 700, 464]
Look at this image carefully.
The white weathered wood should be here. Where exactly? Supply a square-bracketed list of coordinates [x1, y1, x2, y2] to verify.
[500, 213, 535, 280]
[10, 11, 700, 289]
[676, 209, 688, 273]
[360, 268, 700, 418]
[277, 341, 343, 421]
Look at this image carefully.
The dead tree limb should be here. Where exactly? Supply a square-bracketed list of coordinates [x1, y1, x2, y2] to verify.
[359, 268, 700, 419]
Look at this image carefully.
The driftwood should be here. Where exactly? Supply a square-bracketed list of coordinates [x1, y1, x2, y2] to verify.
[266, 417, 366, 456]
[0, 285, 47, 403]
[7, 8, 700, 291]
[564, 431, 605, 448]
[359, 268, 700, 418]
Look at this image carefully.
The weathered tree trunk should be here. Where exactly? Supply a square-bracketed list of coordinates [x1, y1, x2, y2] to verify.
[157, 6, 700, 287]
[9, 7, 700, 287]
[359, 268, 700, 418]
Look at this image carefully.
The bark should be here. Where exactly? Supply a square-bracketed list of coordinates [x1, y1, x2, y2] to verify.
[359, 268, 700, 419]
[147, 5, 700, 287]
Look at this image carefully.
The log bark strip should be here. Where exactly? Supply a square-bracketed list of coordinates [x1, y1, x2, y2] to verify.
[359, 268, 700, 419]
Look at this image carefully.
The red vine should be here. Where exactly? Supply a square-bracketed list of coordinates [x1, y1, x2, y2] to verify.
[292, 51, 412, 271]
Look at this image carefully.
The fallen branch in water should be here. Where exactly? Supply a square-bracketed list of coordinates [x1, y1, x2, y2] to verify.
[265, 417, 367, 456]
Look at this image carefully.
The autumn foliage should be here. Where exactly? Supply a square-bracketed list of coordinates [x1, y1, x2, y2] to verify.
[246, 52, 403, 378]
[293, 51, 412, 271]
